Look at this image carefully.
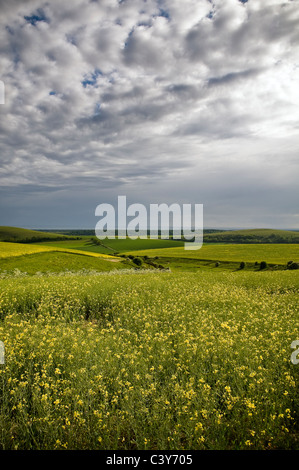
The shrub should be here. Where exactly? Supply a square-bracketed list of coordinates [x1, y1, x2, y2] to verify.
[132, 257, 142, 266]
[288, 262, 299, 270]
[260, 261, 267, 270]
[239, 261, 246, 270]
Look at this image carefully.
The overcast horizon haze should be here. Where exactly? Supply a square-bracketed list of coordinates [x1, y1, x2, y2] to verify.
[0, 0, 299, 231]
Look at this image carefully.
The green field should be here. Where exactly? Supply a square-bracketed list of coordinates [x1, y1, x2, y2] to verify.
[0, 241, 118, 259]
[0, 241, 126, 275]
[0, 252, 129, 276]
[33, 239, 114, 254]
[3, 240, 298, 274]
[0, 226, 75, 243]
[34, 237, 185, 254]
[126, 244, 299, 266]
[204, 228, 299, 243]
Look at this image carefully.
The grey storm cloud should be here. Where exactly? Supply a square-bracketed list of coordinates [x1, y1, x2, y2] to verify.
[0, 0, 299, 228]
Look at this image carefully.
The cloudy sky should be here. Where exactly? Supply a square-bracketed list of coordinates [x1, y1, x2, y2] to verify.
[0, 0, 299, 230]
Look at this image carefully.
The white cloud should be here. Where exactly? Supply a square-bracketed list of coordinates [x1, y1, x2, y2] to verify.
[0, 0, 299, 228]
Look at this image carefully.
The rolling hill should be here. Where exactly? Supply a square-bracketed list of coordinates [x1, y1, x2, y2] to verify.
[2, 226, 299, 246]
[0, 241, 119, 259]
[0, 226, 77, 243]
[126, 243, 299, 266]
[0, 241, 127, 275]
[203, 228, 299, 244]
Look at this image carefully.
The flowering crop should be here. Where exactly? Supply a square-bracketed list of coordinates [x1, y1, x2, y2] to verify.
[0, 242, 116, 259]
[0, 270, 298, 450]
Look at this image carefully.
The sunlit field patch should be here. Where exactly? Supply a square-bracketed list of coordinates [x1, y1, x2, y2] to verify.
[0, 242, 116, 259]
[0, 270, 298, 450]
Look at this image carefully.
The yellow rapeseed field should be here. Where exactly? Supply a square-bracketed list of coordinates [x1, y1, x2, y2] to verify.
[0, 270, 298, 450]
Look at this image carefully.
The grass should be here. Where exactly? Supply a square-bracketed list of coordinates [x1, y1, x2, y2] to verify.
[0, 241, 125, 275]
[204, 228, 299, 243]
[0, 252, 128, 276]
[0, 237, 298, 450]
[139, 256, 245, 273]
[34, 237, 185, 254]
[33, 239, 114, 255]
[0, 269, 298, 450]
[0, 226, 75, 242]
[126, 244, 299, 266]
[0, 242, 117, 260]
[2, 226, 298, 244]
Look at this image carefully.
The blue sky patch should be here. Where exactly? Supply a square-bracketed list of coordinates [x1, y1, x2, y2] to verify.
[81, 69, 103, 88]
[24, 8, 48, 26]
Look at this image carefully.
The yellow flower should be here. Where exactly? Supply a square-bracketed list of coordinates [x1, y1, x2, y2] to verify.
[195, 422, 203, 432]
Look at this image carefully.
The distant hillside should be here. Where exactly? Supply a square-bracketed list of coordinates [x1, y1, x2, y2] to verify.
[0, 226, 78, 243]
[204, 228, 299, 244]
[42, 228, 225, 237]
[1, 226, 299, 245]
